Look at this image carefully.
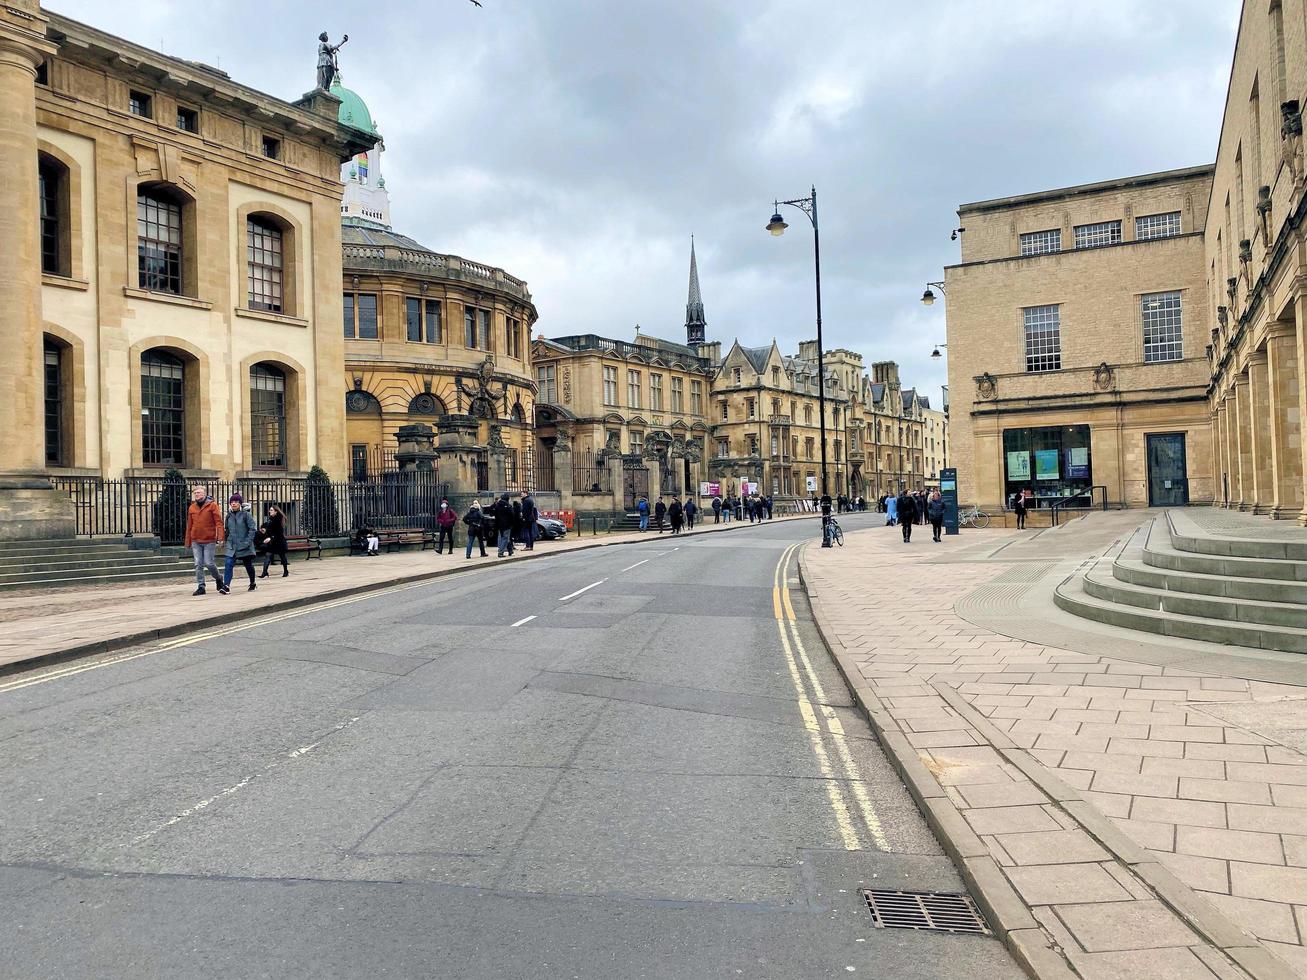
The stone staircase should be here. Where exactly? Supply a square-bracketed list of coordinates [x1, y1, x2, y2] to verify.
[1054, 511, 1307, 653]
[0, 538, 193, 591]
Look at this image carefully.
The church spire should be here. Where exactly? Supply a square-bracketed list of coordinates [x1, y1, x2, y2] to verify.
[685, 236, 706, 346]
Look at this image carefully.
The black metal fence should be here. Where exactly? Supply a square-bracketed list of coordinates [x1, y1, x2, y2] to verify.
[53, 473, 450, 545]
[571, 451, 608, 493]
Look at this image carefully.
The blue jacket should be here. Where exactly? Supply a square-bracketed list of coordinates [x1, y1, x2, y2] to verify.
[886, 496, 898, 519]
[637, 499, 649, 515]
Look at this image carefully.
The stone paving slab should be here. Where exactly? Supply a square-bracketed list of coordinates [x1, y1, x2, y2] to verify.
[1, 513, 815, 673]
[801, 523, 1307, 979]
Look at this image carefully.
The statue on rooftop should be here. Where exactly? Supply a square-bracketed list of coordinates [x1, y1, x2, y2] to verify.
[316, 32, 348, 91]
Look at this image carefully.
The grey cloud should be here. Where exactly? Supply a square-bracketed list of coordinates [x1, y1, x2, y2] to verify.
[55, 0, 1237, 398]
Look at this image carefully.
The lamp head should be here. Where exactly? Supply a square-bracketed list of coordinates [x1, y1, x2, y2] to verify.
[931, 346, 942, 359]
[766, 212, 788, 236]
[921, 288, 936, 306]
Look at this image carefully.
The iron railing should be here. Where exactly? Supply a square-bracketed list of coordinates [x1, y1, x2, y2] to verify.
[1049, 485, 1109, 526]
[53, 473, 450, 545]
[571, 451, 608, 493]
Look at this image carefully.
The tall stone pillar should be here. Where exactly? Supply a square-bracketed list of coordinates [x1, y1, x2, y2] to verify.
[394, 424, 437, 472]
[1267, 323, 1303, 518]
[0, 4, 71, 540]
[1295, 294, 1307, 525]
[1235, 374, 1253, 511]
[1212, 399, 1223, 509]
[1248, 351, 1273, 514]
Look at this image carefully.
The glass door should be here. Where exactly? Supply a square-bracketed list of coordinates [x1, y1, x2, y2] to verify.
[1146, 433, 1189, 506]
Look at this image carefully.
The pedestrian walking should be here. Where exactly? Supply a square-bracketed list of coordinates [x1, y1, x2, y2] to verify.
[1014, 491, 1028, 530]
[885, 492, 898, 527]
[257, 504, 289, 578]
[436, 498, 457, 554]
[520, 492, 538, 550]
[494, 493, 515, 557]
[637, 495, 650, 531]
[669, 499, 683, 535]
[927, 490, 945, 542]
[744, 496, 755, 523]
[463, 499, 488, 558]
[684, 498, 697, 530]
[184, 485, 224, 596]
[897, 489, 917, 543]
[222, 494, 258, 592]
[654, 498, 667, 533]
[711, 495, 722, 524]
[721, 495, 732, 524]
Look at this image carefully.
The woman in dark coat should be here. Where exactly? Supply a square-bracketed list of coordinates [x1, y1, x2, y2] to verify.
[668, 499, 683, 535]
[258, 504, 289, 578]
[926, 491, 945, 543]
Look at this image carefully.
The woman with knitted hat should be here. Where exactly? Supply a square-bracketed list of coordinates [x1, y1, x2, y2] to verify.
[222, 493, 259, 593]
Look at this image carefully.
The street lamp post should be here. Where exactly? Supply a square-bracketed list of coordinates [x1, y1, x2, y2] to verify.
[767, 186, 828, 501]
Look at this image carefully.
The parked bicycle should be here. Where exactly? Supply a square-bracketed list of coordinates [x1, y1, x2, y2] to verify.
[823, 517, 845, 547]
[958, 505, 989, 529]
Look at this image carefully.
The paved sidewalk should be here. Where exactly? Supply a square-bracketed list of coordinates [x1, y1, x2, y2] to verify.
[802, 523, 1307, 979]
[3, 513, 813, 672]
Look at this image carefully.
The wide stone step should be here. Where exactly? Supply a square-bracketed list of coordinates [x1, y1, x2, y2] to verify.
[0, 555, 187, 580]
[1054, 570, 1307, 653]
[0, 567, 196, 592]
[1086, 561, 1307, 629]
[0, 551, 178, 572]
[1113, 554, 1307, 605]
[1141, 538, 1307, 581]
[1167, 510, 1307, 561]
[0, 560, 192, 586]
[0, 539, 143, 557]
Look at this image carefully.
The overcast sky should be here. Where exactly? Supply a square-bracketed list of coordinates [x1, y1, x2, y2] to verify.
[57, 0, 1239, 403]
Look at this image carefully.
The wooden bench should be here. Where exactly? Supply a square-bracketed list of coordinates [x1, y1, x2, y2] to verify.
[350, 527, 435, 555]
[285, 534, 322, 560]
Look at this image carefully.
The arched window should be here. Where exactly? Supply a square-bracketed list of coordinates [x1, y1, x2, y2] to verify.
[44, 337, 67, 466]
[512, 401, 525, 424]
[251, 364, 287, 468]
[138, 188, 184, 294]
[247, 217, 284, 313]
[38, 155, 69, 277]
[141, 350, 185, 466]
[408, 392, 445, 416]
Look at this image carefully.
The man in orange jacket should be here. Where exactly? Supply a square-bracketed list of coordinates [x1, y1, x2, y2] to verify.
[183, 484, 225, 596]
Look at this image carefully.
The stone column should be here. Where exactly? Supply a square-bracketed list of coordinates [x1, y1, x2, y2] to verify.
[1295, 294, 1307, 525]
[1248, 351, 1273, 514]
[1235, 374, 1253, 511]
[394, 424, 437, 472]
[0, 5, 71, 539]
[1212, 399, 1223, 509]
[1267, 323, 1303, 518]
[1222, 394, 1237, 507]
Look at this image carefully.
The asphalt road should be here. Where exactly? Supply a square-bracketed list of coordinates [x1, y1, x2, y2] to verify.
[0, 513, 1021, 979]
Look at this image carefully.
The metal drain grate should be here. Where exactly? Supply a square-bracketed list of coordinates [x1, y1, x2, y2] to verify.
[860, 889, 990, 935]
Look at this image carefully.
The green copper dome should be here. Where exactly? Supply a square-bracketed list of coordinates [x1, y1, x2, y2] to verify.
[330, 77, 378, 136]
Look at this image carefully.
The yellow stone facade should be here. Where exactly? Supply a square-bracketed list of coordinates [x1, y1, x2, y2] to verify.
[943, 166, 1216, 512]
[1208, 0, 1307, 522]
[25, 5, 373, 488]
[530, 332, 713, 505]
[341, 227, 538, 492]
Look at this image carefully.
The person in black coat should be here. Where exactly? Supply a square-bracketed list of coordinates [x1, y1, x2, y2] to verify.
[463, 500, 488, 558]
[897, 490, 918, 543]
[493, 493, 516, 557]
[1014, 491, 1028, 530]
[654, 498, 667, 533]
[258, 504, 289, 578]
[668, 499, 683, 535]
[520, 492, 538, 550]
[927, 491, 946, 542]
[684, 498, 697, 529]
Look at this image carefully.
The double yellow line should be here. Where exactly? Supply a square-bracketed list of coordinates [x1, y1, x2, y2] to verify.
[773, 542, 889, 852]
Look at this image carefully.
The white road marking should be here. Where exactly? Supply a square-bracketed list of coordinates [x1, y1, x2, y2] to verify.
[558, 579, 606, 601]
[621, 560, 649, 572]
[510, 615, 536, 627]
[128, 715, 361, 845]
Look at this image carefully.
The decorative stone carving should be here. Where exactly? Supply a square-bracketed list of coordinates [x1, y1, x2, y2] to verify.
[346, 390, 377, 413]
[553, 423, 572, 452]
[975, 372, 997, 400]
[1092, 362, 1114, 391]
[408, 392, 441, 415]
[487, 424, 507, 452]
[456, 356, 506, 421]
[596, 431, 623, 462]
[1282, 100, 1304, 183]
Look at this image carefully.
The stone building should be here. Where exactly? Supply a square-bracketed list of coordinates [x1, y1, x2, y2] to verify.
[942, 166, 1216, 512]
[331, 78, 538, 499]
[1208, 0, 1307, 522]
[6, 1, 376, 537]
[923, 404, 949, 482]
